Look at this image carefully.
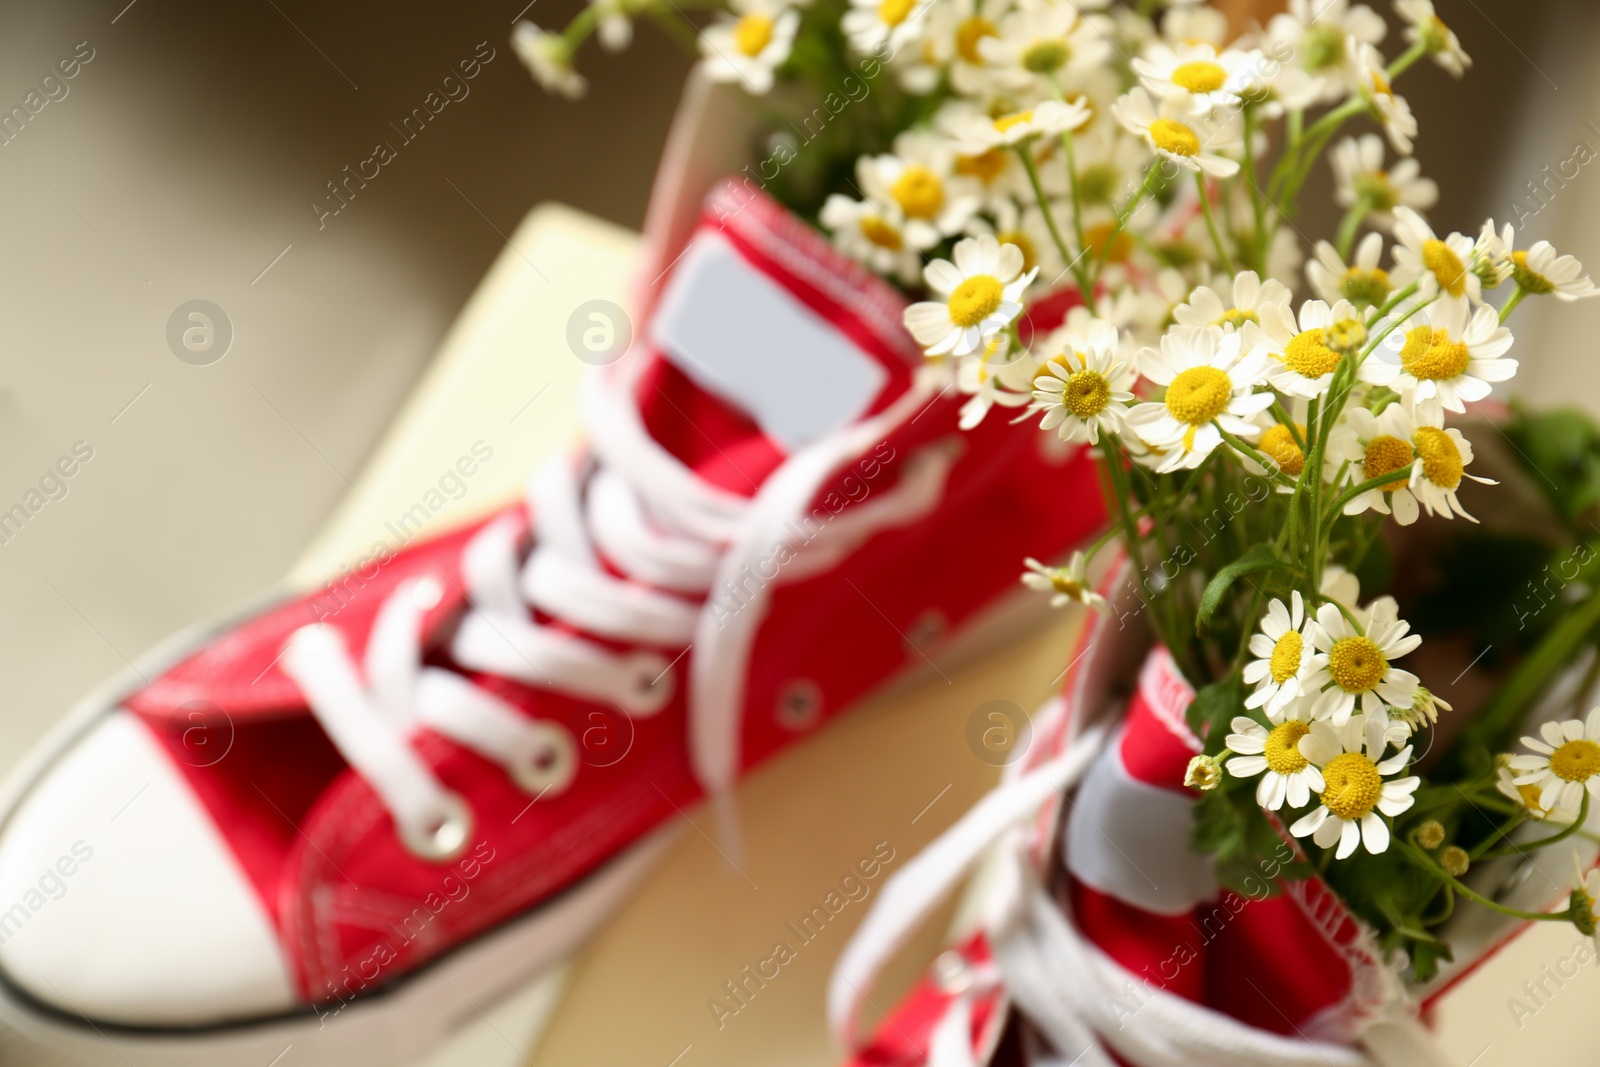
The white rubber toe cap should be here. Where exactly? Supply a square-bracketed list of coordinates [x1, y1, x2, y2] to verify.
[0, 711, 297, 1026]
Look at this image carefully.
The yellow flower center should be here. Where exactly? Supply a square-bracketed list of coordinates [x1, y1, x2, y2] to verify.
[1172, 60, 1228, 93]
[1517, 781, 1551, 815]
[1269, 630, 1305, 684]
[1164, 366, 1233, 426]
[1148, 118, 1201, 157]
[1400, 326, 1471, 381]
[1363, 433, 1415, 492]
[733, 13, 774, 56]
[1326, 318, 1367, 354]
[1422, 238, 1468, 297]
[1320, 752, 1383, 821]
[955, 16, 997, 64]
[859, 214, 903, 250]
[1215, 308, 1259, 328]
[1282, 328, 1342, 379]
[955, 149, 1007, 184]
[1412, 426, 1464, 489]
[1549, 739, 1600, 782]
[1084, 221, 1132, 264]
[891, 165, 945, 219]
[1341, 266, 1391, 307]
[1328, 636, 1387, 693]
[1050, 572, 1085, 598]
[1062, 368, 1112, 418]
[993, 109, 1035, 134]
[1022, 38, 1071, 73]
[1259, 423, 1306, 477]
[1511, 250, 1555, 294]
[996, 229, 1037, 274]
[947, 275, 1004, 327]
[878, 0, 916, 27]
[1264, 719, 1312, 774]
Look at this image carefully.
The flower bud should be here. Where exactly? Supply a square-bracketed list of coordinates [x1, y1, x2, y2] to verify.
[1440, 846, 1470, 877]
[1325, 318, 1367, 356]
[1416, 820, 1445, 850]
[1185, 754, 1223, 792]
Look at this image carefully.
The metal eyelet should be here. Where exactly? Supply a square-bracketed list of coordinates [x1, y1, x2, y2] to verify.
[398, 791, 473, 863]
[618, 651, 675, 717]
[509, 723, 577, 797]
[775, 679, 823, 731]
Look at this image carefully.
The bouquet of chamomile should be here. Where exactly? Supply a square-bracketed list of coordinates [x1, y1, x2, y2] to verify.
[516, 0, 1600, 980]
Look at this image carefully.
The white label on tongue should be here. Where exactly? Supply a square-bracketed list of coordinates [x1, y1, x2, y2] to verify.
[649, 232, 889, 452]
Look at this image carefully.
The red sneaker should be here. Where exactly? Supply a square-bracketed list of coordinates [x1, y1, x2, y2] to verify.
[830, 562, 1594, 1067]
[0, 184, 1104, 1065]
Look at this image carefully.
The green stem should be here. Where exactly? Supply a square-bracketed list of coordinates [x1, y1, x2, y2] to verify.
[1500, 283, 1529, 324]
[1397, 840, 1571, 924]
[1093, 164, 1163, 286]
[1335, 202, 1367, 262]
[1271, 400, 1306, 451]
[1016, 144, 1078, 285]
[1195, 171, 1236, 275]
[1386, 38, 1430, 81]
[1463, 589, 1600, 756]
[1217, 427, 1295, 487]
[1479, 792, 1590, 860]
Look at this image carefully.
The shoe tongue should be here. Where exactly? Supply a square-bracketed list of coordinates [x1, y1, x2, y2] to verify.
[632, 185, 922, 495]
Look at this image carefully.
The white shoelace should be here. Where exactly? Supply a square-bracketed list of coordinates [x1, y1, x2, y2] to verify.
[280, 357, 954, 860]
[829, 712, 1450, 1067]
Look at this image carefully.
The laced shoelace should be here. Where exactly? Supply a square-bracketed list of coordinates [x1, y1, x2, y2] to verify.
[280, 356, 955, 861]
[829, 710, 1452, 1067]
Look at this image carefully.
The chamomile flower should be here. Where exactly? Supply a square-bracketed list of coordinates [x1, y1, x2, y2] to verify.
[1503, 230, 1600, 302]
[1029, 319, 1135, 445]
[1242, 591, 1316, 716]
[513, 22, 588, 99]
[1021, 552, 1106, 611]
[1330, 134, 1438, 229]
[946, 99, 1093, 153]
[1133, 43, 1263, 116]
[1227, 703, 1327, 811]
[1390, 207, 1482, 310]
[903, 234, 1036, 358]
[1304, 596, 1422, 725]
[1393, 686, 1452, 733]
[1335, 402, 1494, 525]
[1112, 87, 1240, 178]
[980, 3, 1110, 92]
[858, 132, 982, 250]
[1123, 327, 1273, 472]
[819, 195, 922, 285]
[1388, 298, 1516, 421]
[1266, 0, 1388, 108]
[1255, 299, 1395, 398]
[843, 0, 931, 57]
[699, 0, 801, 94]
[1290, 715, 1420, 859]
[1306, 234, 1393, 310]
[1496, 762, 1576, 824]
[1357, 43, 1418, 156]
[1396, 0, 1471, 77]
[1509, 708, 1600, 814]
[1172, 271, 1292, 333]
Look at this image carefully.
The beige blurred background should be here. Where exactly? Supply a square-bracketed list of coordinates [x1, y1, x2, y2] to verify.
[3, 0, 1600, 1065]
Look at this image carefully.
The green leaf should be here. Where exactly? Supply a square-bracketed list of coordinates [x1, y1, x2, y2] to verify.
[1186, 674, 1245, 745]
[1195, 543, 1289, 634]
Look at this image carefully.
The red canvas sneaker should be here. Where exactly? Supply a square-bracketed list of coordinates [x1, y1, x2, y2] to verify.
[0, 182, 1105, 1065]
[830, 560, 1597, 1067]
